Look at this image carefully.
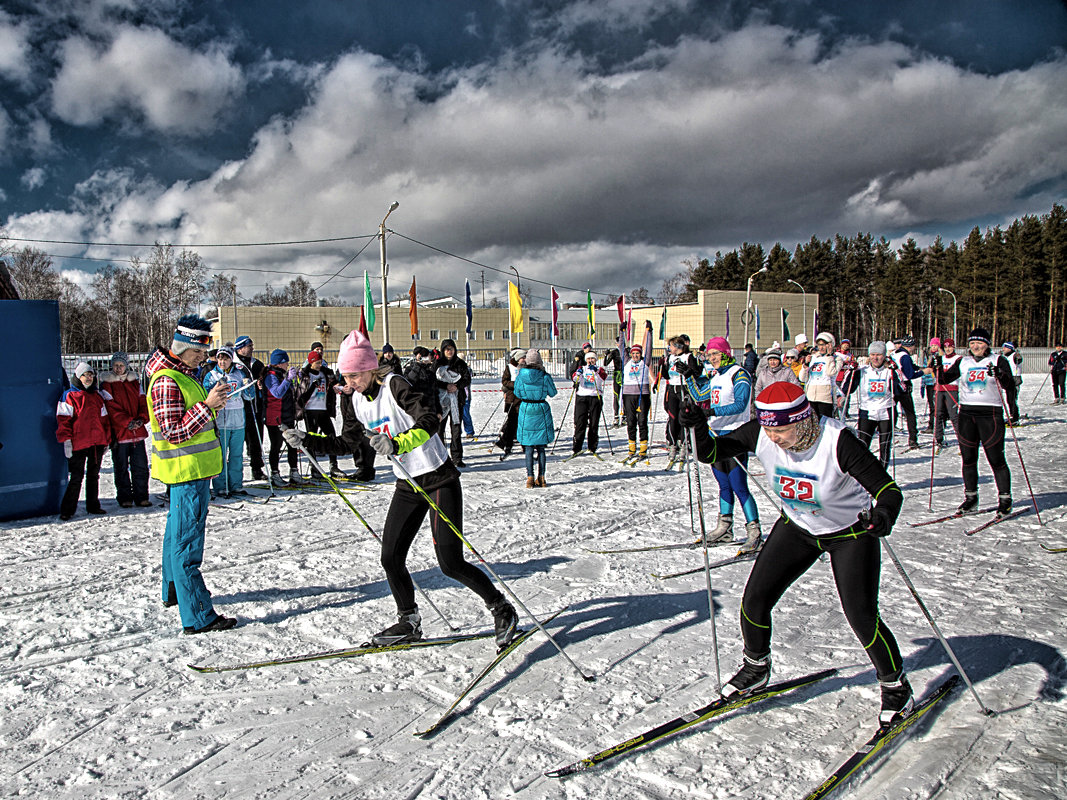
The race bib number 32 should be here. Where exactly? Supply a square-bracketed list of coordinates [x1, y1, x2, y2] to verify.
[773, 467, 822, 514]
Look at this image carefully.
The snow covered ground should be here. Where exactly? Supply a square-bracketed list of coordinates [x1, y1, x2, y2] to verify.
[2, 375, 1066, 799]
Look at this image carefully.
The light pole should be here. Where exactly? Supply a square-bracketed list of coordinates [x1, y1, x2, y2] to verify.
[938, 287, 957, 344]
[787, 278, 806, 343]
[743, 266, 769, 349]
[379, 201, 399, 347]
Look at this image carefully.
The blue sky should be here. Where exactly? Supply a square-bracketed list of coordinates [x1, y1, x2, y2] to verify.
[1, 0, 1065, 307]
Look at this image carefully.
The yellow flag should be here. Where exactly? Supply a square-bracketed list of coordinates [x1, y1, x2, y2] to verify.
[508, 281, 524, 333]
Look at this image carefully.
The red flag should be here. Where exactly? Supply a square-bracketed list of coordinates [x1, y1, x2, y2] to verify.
[551, 286, 560, 337]
[616, 295, 625, 324]
[358, 305, 369, 338]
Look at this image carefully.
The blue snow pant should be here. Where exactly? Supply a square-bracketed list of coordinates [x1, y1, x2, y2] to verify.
[712, 452, 759, 521]
[161, 479, 219, 631]
[213, 427, 246, 495]
[462, 396, 475, 437]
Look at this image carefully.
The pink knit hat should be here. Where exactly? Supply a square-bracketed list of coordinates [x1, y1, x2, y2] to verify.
[336, 330, 379, 374]
[706, 336, 731, 354]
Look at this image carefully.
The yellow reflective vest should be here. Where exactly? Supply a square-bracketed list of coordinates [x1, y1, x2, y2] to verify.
[147, 368, 222, 484]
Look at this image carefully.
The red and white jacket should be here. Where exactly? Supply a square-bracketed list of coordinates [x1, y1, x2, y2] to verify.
[101, 370, 149, 443]
[56, 383, 111, 451]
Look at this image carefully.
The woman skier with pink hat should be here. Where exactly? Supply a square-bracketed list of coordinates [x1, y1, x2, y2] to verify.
[283, 330, 518, 648]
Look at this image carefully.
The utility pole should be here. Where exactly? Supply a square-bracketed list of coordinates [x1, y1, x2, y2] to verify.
[232, 282, 238, 342]
[480, 270, 485, 308]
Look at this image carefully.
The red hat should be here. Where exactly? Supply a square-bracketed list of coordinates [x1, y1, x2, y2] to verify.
[755, 382, 813, 427]
[308, 350, 323, 363]
[943, 338, 955, 348]
[629, 343, 643, 353]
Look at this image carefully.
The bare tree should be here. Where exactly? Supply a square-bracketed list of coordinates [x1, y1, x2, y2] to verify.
[204, 273, 237, 311]
[8, 247, 61, 300]
[629, 286, 654, 304]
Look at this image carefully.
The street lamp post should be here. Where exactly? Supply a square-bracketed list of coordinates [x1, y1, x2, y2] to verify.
[743, 266, 769, 349]
[379, 201, 399, 347]
[787, 278, 806, 343]
[938, 287, 957, 344]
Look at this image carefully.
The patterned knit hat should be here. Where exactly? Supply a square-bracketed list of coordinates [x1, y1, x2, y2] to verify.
[755, 382, 813, 427]
[111, 351, 130, 369]
[171, 314, 212, 355]
[968, 327, 991, 345]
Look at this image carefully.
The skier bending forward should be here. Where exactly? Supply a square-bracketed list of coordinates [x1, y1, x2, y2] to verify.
[681, 381, 912, 724]
[284, 330, 518, 648]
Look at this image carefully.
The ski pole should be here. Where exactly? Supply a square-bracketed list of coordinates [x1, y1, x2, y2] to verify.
[387, 453, 595, 682]
[291, 436, 458, 632]
[684, 414, 723, 693]
[550, 384, 576, 455]
[476, 393, 504, 438]
[1029, 372, 1050, 405]
[928, 384, 939, 511]
[880, 539, 995, 716]
[595, 383, 614, 454]
[995, 381, 1042, 524]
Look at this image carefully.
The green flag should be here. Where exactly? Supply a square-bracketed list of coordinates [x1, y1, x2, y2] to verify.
[586, 290, 595, 337]
[659, 306, 667, 340]
[364, 271, 375, 332]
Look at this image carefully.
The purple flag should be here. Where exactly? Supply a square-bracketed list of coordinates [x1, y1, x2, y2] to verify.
[725, 303, 730, 339]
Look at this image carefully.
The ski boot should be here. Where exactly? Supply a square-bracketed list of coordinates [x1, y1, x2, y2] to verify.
[665, 445, 678, 465]
[709, 514, 733, 543]
[722, 652, 771, 698]
[956, 492, 979, 515]
[625, 440, 637, 464]
[638, 440, 648, 461]
[329, 465, 348, 479]
[878, 673, 914, 726]
[287, 470, 303, 486]
[488, 598, 519, 648]
[270, 471, 285, 487]
[370, 610, 422, 646]
[996, 493, 1013, 518]
[737, 520, 763, 554]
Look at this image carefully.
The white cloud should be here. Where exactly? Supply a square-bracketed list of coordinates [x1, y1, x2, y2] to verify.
[51, 26, 245, 134]
[0, 11, 32, 84]
[20, 167, 46, 190]
[12, 22, 1067, 302]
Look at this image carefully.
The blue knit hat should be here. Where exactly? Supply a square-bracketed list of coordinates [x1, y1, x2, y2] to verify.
[235, 335, 253, 349]
[270, 349, 290, 365]
[172, 315, 213, 355]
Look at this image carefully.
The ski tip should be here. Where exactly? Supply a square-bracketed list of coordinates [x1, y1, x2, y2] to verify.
[582, 674, 597, 683]
[187, 664, 213, 673]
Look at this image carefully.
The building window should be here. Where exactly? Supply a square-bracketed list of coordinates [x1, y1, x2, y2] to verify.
[501, 330, 509, 341]
[469, 330, 476, 341]
[485, 330, 494, 341]
[429, 329, 439, 341]
[449, 329, 458, 340]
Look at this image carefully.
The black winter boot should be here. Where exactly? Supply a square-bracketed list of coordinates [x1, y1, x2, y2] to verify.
[957, 492, 979, 515]
[879, 674, 914, 726]
[370, 611, 422, 646]
[488, 598, 519, 649]
[996, 493, 1013, 518]
[722, 652, 771, 698]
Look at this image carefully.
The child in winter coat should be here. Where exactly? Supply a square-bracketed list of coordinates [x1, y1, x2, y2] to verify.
[100, 352, 151, 507]
[56, 362, 111, 519]
[514, 349, 557, 487]
[264, 349, 301, 485]
[202, 347, 255, 496]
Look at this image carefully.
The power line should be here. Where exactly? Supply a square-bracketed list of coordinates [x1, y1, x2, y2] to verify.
[2, 233, 375, 248]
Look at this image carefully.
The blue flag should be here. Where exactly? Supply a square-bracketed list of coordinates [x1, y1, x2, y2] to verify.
[755, 305, 761, 341]
[465, 280, 473, 335]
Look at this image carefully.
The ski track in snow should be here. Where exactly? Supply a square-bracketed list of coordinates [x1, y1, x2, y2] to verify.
[2, 376, 1066, 798]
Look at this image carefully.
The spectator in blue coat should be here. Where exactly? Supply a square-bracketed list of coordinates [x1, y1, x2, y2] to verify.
[514, 349, 557, 488]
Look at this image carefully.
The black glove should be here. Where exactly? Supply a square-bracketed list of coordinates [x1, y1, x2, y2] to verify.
[676, 361, 698, 379]
[929, 355, 942, 370]
[680, 403, 708, 429]
[861, 506, 893, 538]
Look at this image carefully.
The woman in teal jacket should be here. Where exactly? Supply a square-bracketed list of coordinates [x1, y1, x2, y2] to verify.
[514, 349, 557, 487]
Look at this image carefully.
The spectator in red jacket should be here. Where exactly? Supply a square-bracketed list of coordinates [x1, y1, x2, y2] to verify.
[56, 362, 111, 520]
[101, 352, 152, 508]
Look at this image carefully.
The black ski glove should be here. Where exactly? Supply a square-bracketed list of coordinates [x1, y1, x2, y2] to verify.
[675, 361, 698, 379]
[860, 506, 894, 538]
[680, 403, 708, 429]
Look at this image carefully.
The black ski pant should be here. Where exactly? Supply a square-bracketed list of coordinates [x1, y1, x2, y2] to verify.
[664, 387, 683, 447]
[381, 477, 502, 615]
[61, 444, 105, 517]
[1053, 371, 1066, 401]
[811, 400, 835, 419]
[957, 406, 1011, 497]
[923, 385, 936, 428]
[856, 411, 892, 467]
[572, 395, 602, 452]
[266, 424, 298, 473]
[933, 389, 960, 446]
[1004, 381, 1020, 422]
[243, 399, 265, 474]
[739, 517, 904, 682]
[496, 401, 520, 451]
[623, 392, 650, 442]
[303, 409, 339, 469]
[894, 389, 918, 445]
[612, 375, 622, 421]
[438, 417, 464, 463]
[111, 440, 150, 505]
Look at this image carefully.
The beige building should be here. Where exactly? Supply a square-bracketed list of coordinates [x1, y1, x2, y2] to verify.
[212, 288, 817, 363]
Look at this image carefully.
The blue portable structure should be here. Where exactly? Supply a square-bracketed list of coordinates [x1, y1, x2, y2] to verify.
[0, 300, 68, 521]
